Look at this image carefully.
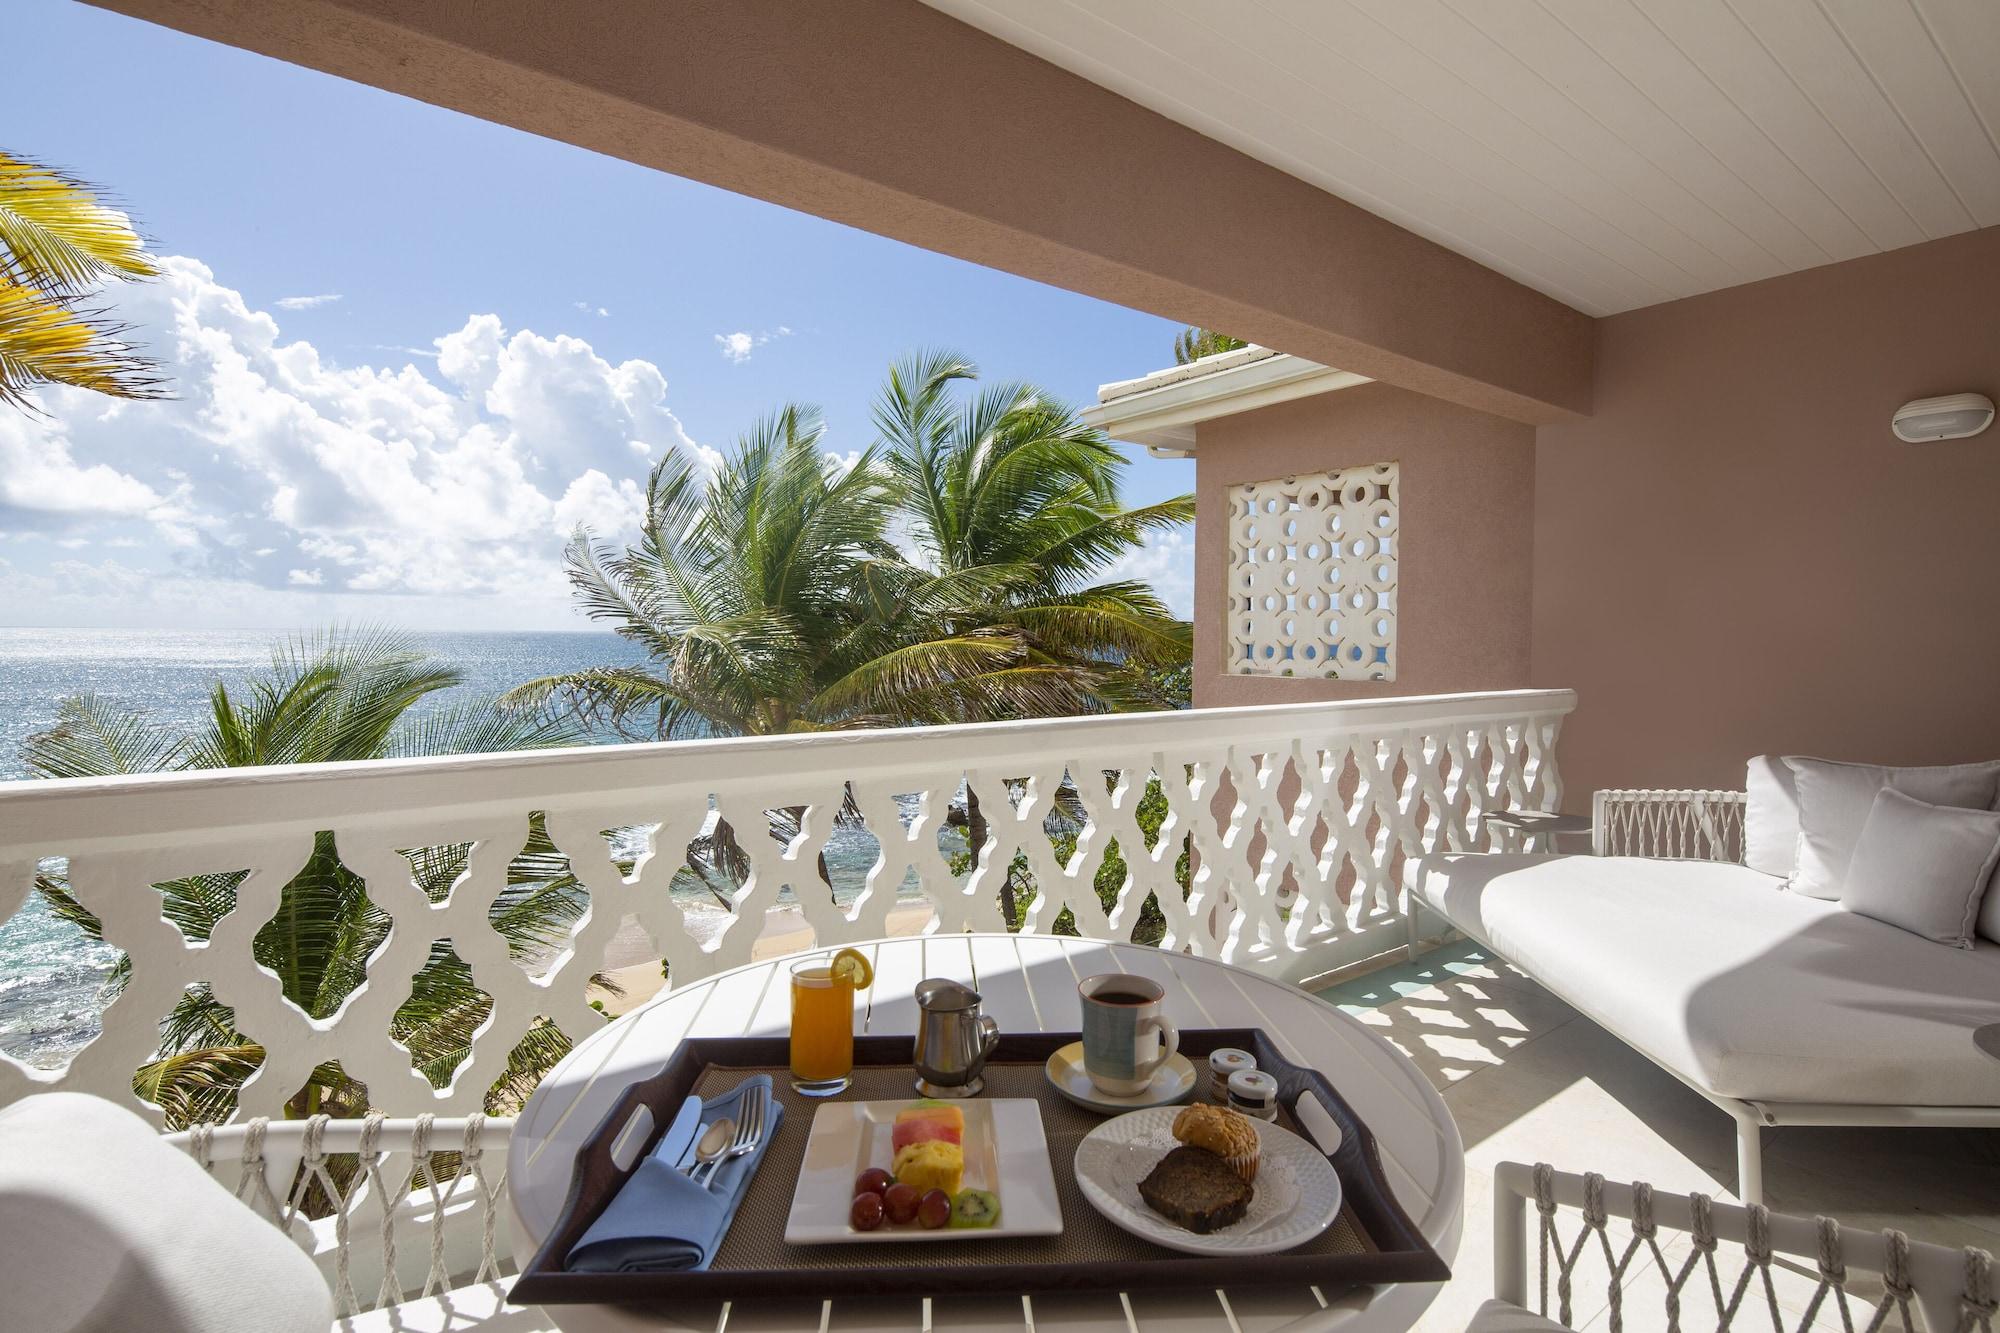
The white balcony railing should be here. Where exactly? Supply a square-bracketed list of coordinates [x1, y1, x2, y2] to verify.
[0, 688, 1573, 1126]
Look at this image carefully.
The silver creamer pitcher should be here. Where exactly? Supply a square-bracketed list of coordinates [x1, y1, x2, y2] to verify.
[911, 978, 1000, 1097]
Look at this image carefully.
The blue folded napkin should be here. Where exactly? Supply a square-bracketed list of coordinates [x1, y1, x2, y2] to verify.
[566, 1074, 784, 1273]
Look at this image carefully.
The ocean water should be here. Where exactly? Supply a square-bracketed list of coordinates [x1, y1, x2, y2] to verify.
[0, 628, 976, 1071]
[0, 627, 658, 1069]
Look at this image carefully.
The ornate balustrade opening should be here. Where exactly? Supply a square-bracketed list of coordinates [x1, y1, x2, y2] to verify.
[0, 688, 1574, 1125]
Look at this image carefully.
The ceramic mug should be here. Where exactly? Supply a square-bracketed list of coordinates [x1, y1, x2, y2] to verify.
[1078, 973, 1179, 1096]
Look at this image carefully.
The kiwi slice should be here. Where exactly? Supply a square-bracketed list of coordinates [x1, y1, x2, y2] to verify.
[948, 1187, 1001, 1229]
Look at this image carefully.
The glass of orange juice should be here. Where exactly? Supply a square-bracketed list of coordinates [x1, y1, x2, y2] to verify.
[789, 948, 871, 1097]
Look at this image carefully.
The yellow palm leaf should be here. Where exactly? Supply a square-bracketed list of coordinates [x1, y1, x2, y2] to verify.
[0, 149, 158, 294]
[0, 278, 167, 408]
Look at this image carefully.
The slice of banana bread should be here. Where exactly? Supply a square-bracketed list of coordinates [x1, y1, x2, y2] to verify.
[1137, 1146, 1254, 1233]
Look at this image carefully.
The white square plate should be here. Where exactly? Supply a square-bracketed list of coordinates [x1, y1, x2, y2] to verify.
[783, 1098, 1063, 1244]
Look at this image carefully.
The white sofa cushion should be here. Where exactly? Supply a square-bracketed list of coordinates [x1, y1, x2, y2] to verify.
[1841, 788, 2000, 948]
[0, 1092, 332, 1333]
[1743, 755, 1803, 879]
[1783, 757, 2000, 899]
[1408, 854, 2000, 1106]
[1984, 851, 2000, 947]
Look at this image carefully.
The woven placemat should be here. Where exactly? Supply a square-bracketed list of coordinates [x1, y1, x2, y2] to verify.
[693, 1061, 1373, 1272]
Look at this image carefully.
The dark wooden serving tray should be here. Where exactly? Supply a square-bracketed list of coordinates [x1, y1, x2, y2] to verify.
[510, 1028, 1449, 1305]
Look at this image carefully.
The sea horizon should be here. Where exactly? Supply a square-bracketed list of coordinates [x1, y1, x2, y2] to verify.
[0, 625, 938, 1072]
[0, 626, 657, 1070]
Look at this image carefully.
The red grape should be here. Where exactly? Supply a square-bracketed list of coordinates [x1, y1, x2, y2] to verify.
[854, 1167, 893, 1197]
[917, 1188, 951, 1229]
[849, 1192, 885, 1231]
[882, 1182, 920, 1225]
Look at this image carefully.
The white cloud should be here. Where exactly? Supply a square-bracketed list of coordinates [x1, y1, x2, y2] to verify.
[0, 256, 710, 622]
[713, 326, 791, 364]
[1103, 525, 1194, 619]
[275, 293, 342, 310]
[551, 469, 647, 536]
[572, 301, 610, 317]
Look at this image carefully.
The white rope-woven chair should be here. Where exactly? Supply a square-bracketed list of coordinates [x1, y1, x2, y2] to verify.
[1591, 789, 1748, 863]
[1490, 1162, 1996, 1333]
[170, 1113, 549, 1331]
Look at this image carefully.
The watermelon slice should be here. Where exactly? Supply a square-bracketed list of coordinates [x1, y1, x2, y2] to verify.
[891, 1101, 964, 1154]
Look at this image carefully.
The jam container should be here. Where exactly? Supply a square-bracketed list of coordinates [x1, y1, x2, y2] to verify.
[1226, 1068, 1280, 1121]
[1207, 1047, 1256, 1103]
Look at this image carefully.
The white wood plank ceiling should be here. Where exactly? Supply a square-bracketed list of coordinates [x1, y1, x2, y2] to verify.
[924, 0, 2000, 316]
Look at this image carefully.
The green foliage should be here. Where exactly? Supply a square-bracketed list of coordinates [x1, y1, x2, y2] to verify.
[1172, 327, 1248, 366]
[509, 351, 1194, 737]
[1, 148, 168, 411]
[26, 628, 609, 1127]
[954, 774, 1189, 947]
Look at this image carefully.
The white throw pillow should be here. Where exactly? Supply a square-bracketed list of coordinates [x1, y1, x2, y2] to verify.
[1841, 788, 2000, 947]
[0, 1092, 332, 1333]
[1984, 786, 2000, 945]
[1743, 755, 1803, 878]
[1783, 757, 2000, 900]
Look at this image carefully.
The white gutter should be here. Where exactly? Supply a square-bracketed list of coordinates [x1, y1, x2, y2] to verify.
[1081, 351, 1372, 456]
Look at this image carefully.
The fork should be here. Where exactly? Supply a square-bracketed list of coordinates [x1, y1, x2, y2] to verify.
[696, 1085, 768, 1188]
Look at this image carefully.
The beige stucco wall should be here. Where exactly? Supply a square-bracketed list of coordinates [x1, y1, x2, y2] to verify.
[1191, 383, 1537, 709]
[1534, 225, 2000, 804]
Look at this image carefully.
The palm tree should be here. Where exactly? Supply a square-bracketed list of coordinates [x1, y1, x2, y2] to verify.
[26, 628, 601, 1127]
[1, 149, 167, 410]
[1172, 326, 1247, 365]
[873, 350, 1193, 712]
[511, 354, 1194, 923]
[511, 355, 1192, 736]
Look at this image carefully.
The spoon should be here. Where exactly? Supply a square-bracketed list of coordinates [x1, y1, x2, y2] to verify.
[682, 1117, 736, 1175]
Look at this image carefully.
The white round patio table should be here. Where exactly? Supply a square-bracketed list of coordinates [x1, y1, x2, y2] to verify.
[508, 933, 1464, 1333]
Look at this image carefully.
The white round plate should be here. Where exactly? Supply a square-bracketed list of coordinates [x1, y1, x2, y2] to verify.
[1072, 1108, 1342, 1256]
[1043, 1041, 1198, 1114]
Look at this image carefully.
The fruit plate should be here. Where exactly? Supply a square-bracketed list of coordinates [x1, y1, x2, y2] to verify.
[1073, 1108, 1342, 1256]
[784, 1098, 1063, 1244]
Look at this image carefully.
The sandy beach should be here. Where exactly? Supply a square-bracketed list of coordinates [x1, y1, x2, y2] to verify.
[589, 900, 940, 1015]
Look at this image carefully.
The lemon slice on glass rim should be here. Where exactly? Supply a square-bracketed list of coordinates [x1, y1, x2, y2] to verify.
[828, 947, 873, 989]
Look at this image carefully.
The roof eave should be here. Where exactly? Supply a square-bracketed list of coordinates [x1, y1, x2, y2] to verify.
[1082, 353, 1373, 455]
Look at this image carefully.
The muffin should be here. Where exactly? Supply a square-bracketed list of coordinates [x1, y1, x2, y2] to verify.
[1171, 1102, 1260, 1182]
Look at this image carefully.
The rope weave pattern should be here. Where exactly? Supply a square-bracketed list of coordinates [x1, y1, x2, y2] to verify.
[1594, 790, 1747, 862]
[1530, 1164, 1996, 1333]
[181, 1114, 508, 1318]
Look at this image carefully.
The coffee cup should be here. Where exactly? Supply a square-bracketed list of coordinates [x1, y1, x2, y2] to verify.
[1078, 973, 1179, 1096]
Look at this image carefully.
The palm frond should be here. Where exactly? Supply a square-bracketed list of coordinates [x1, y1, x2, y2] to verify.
[21, 693, 189, 777]
[0, 150, 158, 293]
[808, 632, 1026, 720]
[1011, 595, 1193, 668]
[0, 278, 166, 408]
[388, 696, 583, 758]
[1172, 327, 1247, 365]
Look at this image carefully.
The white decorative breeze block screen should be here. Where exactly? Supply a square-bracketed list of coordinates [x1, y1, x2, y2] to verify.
[1229, 461, 1399, 680]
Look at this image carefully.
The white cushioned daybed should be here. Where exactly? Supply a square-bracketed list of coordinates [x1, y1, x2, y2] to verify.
[1404, 756, 2000, 1204]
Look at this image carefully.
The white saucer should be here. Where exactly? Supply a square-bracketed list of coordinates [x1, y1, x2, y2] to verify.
[1043, 1041, 1199, 1114]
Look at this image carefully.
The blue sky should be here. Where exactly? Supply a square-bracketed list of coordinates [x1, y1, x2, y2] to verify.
[0, 0, 1193, 630]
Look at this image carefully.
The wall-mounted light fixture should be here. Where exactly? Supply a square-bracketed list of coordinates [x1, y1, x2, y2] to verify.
[1891, 392, 1994, 443]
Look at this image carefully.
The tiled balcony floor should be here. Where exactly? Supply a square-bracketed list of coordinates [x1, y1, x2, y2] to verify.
[1315, 940, 2000, 1332]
